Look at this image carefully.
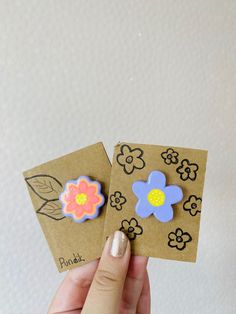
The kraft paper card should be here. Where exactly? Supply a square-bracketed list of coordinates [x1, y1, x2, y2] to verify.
[23, 142, 111, 272]
[103, 143, 207, 262]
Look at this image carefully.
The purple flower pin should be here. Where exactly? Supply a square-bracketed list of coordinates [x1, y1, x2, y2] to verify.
[132, 171, 183, 222]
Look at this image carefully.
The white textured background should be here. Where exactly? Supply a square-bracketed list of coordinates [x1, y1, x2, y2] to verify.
[0, 1, 236, 313]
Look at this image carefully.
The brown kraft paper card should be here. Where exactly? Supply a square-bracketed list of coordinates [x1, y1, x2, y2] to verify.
[103, 142, 207, 262]
[23, 142, 111, 272]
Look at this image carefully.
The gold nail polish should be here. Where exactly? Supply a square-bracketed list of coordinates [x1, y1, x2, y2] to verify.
[110, 231, 128, 257]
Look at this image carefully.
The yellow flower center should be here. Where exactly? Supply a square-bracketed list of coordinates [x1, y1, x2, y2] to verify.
[147, 189, 165, 207]
[75, 193, 88, 205]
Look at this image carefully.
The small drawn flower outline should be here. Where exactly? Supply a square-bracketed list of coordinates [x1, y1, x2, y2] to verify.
[176, 159, 199, 181]
[110, 191, 127, 211]
[116, 144, 145, 175]
[168, 227, 192, 251]
[120, 218, 143, 241]
[161, 148, 179, 165]
[183, 195, 202, 216]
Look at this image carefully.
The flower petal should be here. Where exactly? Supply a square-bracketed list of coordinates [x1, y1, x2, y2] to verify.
[180, 172, 189, 181]
[133, 157, 145, 169]
[89, 195, 100, 204]
[121, 144, 132, 155]
[161, 152, 168, 159]
[68, 184, 80, 195]
[164, 158, 172, 165]
[135, 200, 154, 218]
[87, 185, 97, 196]
[64, 192, 76, 203]
[182, 159, 189, 167]
[153, 204, 173, 222]
[131, 148, 143, 158]
[167, 148, 174, 154]
[148, 171, 166, 189]
[130, 218, 138, 227]
[124, 163, 135, 174]
[171, 156, 178, 164]
[176, 242, 186, 250]
[65, 201, 78, 212]
[115, 203, 122, 210]
[168, 239, 177, 248]
[189, 171, 197, 180]
[183, 201, 192, 210]
[182, 233, 192, 243]
[110, 195, 116, 202]
[84, 203, 94, 214]
[164, 185, 183, 205]
[168, 232, 176, 241]
[176, 228, 183, 237]
[78, 180, 88, 193]
[121, 220, 130, 230]
[119, 196, 126, 205]
[114, 191, 121, 198]
[176, 165, 184, 174]
[132, 181, 149, 198]
[117, 154, 126, 166]
[134, 225, 143, 235]
[74, 207, 85, 218]
[190, 164, 198, 172]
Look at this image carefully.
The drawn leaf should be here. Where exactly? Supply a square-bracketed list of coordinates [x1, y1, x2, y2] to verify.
[25, 175, 63, 201]
[37, 200, 65, 220]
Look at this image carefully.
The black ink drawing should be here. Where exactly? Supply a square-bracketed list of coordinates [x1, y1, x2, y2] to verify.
[37, 200, 65, 220]
[25, 174, 65, 221]
[168, 228, 192, 251]
[120, 218, 143, 240]
[176, 159, 199, 181]
[59, 253, 85, 269]
[183, 195, 202, 216]
[25, 175, 63, 201]
[116, 144, 145, 175]
[161, 148, 179, 165]
[110, 191, 127, 211]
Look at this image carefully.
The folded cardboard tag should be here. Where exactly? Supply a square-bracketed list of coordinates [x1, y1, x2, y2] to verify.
[103, 143, 207, 262]
[23, 143, 111, 272]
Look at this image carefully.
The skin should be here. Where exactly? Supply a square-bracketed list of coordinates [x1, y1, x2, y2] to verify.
[48, 232, 150, 314]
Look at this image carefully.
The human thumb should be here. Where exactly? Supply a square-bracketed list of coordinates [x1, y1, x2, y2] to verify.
[82, 231, 131, 314]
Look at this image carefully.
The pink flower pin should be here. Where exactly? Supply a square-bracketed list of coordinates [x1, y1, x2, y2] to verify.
[59, 176, 104, 223]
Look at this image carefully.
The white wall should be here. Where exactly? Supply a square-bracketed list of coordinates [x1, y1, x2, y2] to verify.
[0, 1, 235, 313]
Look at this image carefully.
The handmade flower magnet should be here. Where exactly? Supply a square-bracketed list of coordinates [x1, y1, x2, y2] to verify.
[132, 171, 183, 222]
[59, 176, 105, 223]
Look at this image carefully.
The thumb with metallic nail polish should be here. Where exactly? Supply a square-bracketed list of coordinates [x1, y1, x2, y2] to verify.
[82, 231, 131, 314]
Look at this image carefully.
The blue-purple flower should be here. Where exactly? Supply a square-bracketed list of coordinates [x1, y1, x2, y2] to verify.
[132, 171, 183, 222]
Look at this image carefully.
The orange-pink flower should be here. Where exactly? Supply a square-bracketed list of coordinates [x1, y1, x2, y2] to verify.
[59, 176, 104, 223]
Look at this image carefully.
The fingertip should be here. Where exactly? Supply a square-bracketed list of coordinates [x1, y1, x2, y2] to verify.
[103, 230, 130, 259]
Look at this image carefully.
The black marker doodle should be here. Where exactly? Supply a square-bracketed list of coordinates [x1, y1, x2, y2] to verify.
[161, 148, 179, 165]
[183, 195, 202, 216]
[110, 191, 127, 211]
[120, 217, 143, 241]
[168, 228, 192, 251]
[176, 159, 199, 181]
[116, 144, 145, 175]
[37, 200, 65, 221]
[25, 174, 65, 221]
[25, 174, 63, 201]
[59, 253, 85, 269]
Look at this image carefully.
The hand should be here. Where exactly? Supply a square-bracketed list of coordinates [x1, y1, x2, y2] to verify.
[48, 231, 150, 314]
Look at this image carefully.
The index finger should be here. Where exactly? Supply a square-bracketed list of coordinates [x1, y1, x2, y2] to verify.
[48, 259, 98, 314]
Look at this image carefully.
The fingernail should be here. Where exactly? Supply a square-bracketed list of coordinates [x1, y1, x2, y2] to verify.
[110, 231, 128, 257]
